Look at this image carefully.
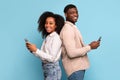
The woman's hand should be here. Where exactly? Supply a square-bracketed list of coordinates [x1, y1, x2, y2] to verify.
[26, 42, 37, 52]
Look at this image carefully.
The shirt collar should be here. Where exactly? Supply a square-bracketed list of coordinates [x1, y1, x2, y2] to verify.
[49, 31, 57, 37]
[65, 21, 77, 28]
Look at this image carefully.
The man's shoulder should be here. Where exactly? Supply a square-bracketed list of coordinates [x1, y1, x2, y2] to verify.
[62, 22, 74, 30]
[60, 21, 75, 36]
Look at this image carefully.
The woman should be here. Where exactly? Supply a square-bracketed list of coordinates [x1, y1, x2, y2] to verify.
[26, 11, 64, 80]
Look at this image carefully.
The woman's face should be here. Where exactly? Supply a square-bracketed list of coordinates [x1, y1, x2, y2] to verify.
[45, 17, 56, 33]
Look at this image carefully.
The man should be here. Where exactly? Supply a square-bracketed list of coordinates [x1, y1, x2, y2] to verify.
[60, 4, 100, 80]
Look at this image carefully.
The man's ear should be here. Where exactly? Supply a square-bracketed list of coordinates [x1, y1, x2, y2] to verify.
[65, 13, 67, 18]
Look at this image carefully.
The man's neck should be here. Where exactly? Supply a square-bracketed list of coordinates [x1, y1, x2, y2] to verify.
[66, 20, 75, 24]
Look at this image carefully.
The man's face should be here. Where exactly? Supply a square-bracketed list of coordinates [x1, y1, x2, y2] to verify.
[65, 7, 78, 24]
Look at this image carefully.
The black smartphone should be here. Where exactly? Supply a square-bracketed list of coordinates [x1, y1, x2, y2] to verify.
[24, 38, 32, 53]
[98, 36, 102, 41]
[24, 38, 29, 43]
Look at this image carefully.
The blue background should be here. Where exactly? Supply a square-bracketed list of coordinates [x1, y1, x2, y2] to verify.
[0, 0, 120, 80]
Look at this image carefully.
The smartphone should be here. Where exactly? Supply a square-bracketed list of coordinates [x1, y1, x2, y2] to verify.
[24, 38, 29, 43]
[98, 36, 102, 41]
[24, 38, 32, 53]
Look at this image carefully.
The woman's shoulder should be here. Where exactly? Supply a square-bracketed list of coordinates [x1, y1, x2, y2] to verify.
[49, 32, 60, 39]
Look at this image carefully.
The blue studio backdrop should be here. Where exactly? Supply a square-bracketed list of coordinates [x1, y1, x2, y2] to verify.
[0, 0, 120, 80]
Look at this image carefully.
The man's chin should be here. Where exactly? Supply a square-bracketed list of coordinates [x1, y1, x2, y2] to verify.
[72, 20, 77, 23]
[74, 19, 78, 22]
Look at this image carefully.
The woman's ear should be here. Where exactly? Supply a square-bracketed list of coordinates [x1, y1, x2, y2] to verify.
[55, 25, 57, 29]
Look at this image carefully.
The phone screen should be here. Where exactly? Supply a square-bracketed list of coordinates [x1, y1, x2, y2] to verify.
[98, 36, 102, 41]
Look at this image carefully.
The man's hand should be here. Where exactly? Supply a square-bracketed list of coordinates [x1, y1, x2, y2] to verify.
[89, 41, 100, 49]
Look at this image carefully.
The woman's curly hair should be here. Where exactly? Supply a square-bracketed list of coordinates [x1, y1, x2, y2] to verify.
[38, 11, 65, 38]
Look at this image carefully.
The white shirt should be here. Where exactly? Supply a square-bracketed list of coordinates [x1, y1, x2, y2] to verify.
[33, 32, 62, 62]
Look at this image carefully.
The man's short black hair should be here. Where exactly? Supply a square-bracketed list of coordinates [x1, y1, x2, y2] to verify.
[64, 4, 77, 13]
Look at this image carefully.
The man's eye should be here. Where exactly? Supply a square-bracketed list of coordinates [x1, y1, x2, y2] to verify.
[50, 23, 53, 25]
